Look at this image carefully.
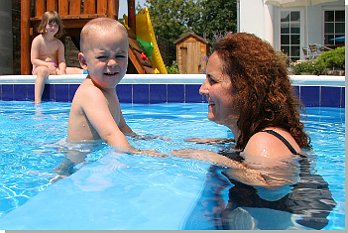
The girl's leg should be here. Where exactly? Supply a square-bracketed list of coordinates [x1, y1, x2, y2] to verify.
[34, 66, 49, 104]
[66, 66, 84, 74]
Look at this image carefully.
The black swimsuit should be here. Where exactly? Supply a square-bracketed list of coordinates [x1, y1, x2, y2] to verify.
[260, 129, 301, 155]
[221, 129, 336, 230]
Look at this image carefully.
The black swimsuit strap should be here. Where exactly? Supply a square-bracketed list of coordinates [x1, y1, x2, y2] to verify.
[260, 129, 299, 155]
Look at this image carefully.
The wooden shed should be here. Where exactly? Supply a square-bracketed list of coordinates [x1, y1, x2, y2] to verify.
[174, 32, 209, 74]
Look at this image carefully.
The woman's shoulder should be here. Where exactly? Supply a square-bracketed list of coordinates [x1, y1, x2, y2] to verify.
[243, 128, 301, 164]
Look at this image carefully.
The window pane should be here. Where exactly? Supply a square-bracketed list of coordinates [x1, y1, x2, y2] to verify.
[291, 46, 300, 57]
[281, 23, 289, 33]
[291, 56, 300, 62]
[336, 23, 345, 33]
[281, 35, 290, 44]
[281, 46, 289, 56]
[325, 35, 335, 45]
[325, 11, 334, 21]
[291, 35, 300, 44]
[325, 23, 334, 33]
[291, 12, 300, 22]
[281, 12, 290, 22]
[291, 23, 300, 33]
[334, 35, 345, 45]
[335, 11, 345, 21]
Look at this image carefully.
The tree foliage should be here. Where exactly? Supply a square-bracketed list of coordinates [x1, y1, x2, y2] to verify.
[194, 0, 237, 43]
[144, 0, 237, 64]
[144, 0, 199, 43]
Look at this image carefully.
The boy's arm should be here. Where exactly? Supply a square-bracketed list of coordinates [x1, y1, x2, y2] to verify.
[82, 87, 134, 152]
[118, 110, 136, 136]
[80, 87, 166, 157]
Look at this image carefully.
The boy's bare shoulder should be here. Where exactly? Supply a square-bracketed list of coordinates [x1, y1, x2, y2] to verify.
[74, 79, 105, 100]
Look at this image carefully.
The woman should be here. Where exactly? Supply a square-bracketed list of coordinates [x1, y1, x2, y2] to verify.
[173, 33, 335, 230]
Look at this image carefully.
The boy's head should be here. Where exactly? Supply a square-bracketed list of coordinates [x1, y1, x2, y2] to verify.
[37, 11, 64, 38]
[78, 18, 129, 89]
[79, 18, 128, 53]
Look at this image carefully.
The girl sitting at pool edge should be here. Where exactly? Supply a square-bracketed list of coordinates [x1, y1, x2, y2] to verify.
[31, 11, 84, 104]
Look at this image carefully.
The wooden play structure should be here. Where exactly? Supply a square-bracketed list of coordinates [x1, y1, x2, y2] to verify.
[20, 0, 164, 74]
[175, 32, 209, 74]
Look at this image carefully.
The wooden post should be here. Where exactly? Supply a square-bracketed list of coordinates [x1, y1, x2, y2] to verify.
[20, 0, 31, 74]
[127, 0, 136, 34]
[107, 0, 119, 19]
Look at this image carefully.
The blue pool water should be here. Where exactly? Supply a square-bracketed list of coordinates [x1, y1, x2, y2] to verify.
[0, 101, 345, 230]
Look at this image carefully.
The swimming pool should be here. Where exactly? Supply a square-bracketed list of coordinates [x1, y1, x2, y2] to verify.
[0, 100, 345, 230]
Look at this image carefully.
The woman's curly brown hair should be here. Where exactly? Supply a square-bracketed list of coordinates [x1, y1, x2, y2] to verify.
[213, 33, 311, 150]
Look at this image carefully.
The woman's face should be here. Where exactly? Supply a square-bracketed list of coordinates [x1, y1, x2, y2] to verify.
[199, 52, 238, 127]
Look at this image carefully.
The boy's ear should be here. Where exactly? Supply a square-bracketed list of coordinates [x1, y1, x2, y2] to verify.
[78, 52, 88, 70]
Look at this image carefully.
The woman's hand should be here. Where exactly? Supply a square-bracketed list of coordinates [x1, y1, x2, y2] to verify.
[185, 137, 234, 145]
[127, 147, 168, 157]
[136, 135, 171, 141]
[139, 149, 168, 157]
[172, 148, 232, 166]
[130, 133, 171, 141]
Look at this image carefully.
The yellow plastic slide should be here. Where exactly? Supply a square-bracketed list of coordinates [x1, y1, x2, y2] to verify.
[135, 8, 167, 74]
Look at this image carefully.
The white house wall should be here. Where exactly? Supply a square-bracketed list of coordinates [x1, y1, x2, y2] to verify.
[239, 0, 271, 41]
[238, 0, 345, 58]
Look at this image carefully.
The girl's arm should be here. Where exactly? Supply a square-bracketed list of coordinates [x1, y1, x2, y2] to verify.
[56, 39, 67, 74]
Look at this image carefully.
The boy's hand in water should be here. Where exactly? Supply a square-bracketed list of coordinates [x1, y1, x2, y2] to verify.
[49, 174, 68, 184]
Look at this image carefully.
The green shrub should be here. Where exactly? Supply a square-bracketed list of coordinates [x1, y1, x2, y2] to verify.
[316, 46, 345, 70]
[291, 60, 326, 75]
[166, 60, 179, 74]
[290, 46, 345, 75]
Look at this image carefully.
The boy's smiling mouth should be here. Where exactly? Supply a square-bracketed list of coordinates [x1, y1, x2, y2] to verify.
[104, 71, 119, 76]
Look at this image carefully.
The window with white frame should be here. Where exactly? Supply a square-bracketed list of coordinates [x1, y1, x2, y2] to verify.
[324, 10, 345, 47]
[280, 10, 301, 61]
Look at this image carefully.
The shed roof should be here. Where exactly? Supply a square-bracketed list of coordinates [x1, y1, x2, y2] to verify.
[174, 32, 209, 45]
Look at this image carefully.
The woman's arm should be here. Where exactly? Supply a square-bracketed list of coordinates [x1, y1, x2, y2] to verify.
[185, 137, 235, 145]
[171, 148, 295, 188]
